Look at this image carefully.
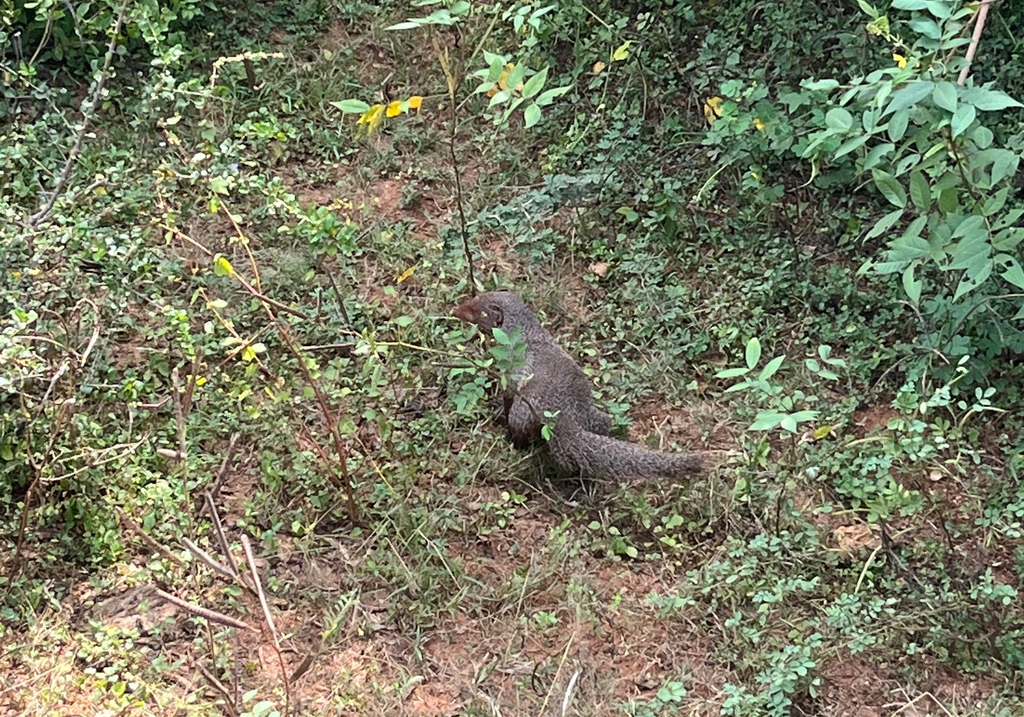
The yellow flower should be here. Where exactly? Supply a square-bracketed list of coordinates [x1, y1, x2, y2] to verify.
[893, 53, 907, 69]
[356, 104, 385, 137]
[753, 118, 765, 131]
[703, 96, 724, 126]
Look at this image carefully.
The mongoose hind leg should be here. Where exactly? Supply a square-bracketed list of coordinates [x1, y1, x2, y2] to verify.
[583, 407, 614, 436]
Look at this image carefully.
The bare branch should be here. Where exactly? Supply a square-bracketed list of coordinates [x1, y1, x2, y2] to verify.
[153, 588, 255, 631]
[29, 0, 130, 226]
[958, 0, 993, 85]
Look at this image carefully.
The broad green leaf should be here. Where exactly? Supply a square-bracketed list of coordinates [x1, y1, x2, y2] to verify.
[923, 141, 946, 162]
[909, 170, 930, 212]
[902, 264, 922, 305]
[948, 235, 991, 277]
[758, 355, 786, 381]
[887, 234, 930, 263]
[963, 87, 1023, 111]
[780, 415, 798, 433]
[834, 134, 870, 159]
[802, 78, 841, 91]
[1000, 256, 1024, 290]
[825, 107, 854, 132]
[895, 152, 921, 177]
[910, 16, 941, 40]
[871, 260, 910, 275]
[991, 150, 1020, 185]
[952, 214, 986, 240]
[874, 81, 894, 111]
[983, 187, 1010, 216]
[901, 214, 929, 243]
[725, 383, 753, 394]
[779, 90, 810, 111]
[994, 227, 1024, 251]
[506, 63, 527, 93]
[862, 142, 895, 170]
[862, 107, 880, 132]
[745, 337, 762, 370]
[473, 79, 496, 95]
[715, 367, 750, 379]
[924, 0, 952, 18]
[523, 103, 542, 128]
[488, 89, 511, 107]
[884, 82, 934, 116]
[932, 81, 958, 113]
[750, 412, 784, 431]
[500, 96, 527, 122]
[487, 54, 505, 81]
[534, 85, 571, 106]
[891, 0, 929, 8]
[331, 99, 372, 114]
[887, 109, 910, 141]
[938, 186, 959, 214]
[872, 169, 907, 208]
[521, 67, 548, 99]
[950, 104, 976, 138]
[855, 1, 878, 17]
[865, 207, 904, 240]
[953, 260, 992, 301]
[934, 170, 960, 191]
[970, 124, 994, 149]
[423, 8, 457, 25]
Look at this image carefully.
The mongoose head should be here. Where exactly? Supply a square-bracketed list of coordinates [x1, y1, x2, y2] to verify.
[452, 290, 523, 332]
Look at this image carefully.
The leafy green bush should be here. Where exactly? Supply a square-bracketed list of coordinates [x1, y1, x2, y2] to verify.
[4, 0, 213, 70]
[699, 0, 1024, 385]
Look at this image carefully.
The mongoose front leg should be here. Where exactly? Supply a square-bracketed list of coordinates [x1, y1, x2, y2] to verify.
[505, 393, 537, 447]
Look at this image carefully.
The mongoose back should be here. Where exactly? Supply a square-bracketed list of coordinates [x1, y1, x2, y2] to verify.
[453, 290, 704, 480]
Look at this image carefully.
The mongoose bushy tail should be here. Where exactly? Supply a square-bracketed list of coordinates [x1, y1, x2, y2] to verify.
[453, 290, 704, 480]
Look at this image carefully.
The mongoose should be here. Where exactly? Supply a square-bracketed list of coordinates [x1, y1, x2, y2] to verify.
[453, 290, 704, 480]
